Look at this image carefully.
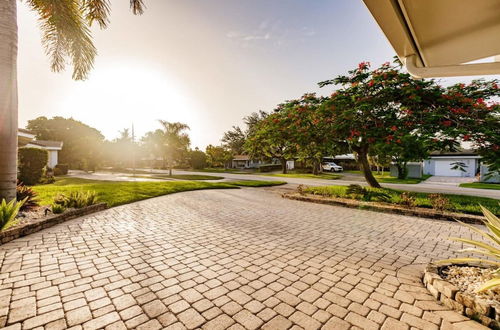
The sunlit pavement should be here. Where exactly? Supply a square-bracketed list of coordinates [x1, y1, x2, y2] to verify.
[0, 188, 486, 329]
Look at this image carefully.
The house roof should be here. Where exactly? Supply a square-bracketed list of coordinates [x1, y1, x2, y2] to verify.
[429, 149, 479, 158]
[233, 155, 250, 161]
[18, 128, 36, 139]
[363, 0, 500, 77]
[27, 140, 63, 150]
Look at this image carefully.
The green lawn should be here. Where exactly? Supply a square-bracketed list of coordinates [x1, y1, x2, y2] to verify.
[265, 172, 341, 180]
[128, 174, 224, 180]
[304, 185, 499, 216]
[344, 170, 431, 184]
[33, 178, 285, 207]
[459, 182, 500, 190]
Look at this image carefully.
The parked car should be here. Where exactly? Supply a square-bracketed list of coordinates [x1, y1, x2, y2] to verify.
[322, 162, 343, 172]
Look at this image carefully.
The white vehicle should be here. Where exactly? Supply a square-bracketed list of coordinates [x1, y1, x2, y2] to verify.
[322, 162, 343, 172]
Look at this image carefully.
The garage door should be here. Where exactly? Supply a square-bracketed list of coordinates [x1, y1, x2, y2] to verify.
[434, 160, 462, 176]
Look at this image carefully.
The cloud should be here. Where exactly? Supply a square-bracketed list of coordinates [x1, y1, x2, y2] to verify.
[226, 20, 316, 48]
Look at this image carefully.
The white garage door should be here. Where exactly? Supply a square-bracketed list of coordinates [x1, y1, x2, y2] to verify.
[434, 160, 462, 176]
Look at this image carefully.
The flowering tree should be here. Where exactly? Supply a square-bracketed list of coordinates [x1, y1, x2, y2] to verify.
[431, 81, 499, 176]
[273, 94, 346, 174]
[318, 61, 441, 187]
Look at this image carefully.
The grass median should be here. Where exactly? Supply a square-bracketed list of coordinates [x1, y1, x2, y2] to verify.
[303, 185, 499, 216]
[33, 177, 285, 207]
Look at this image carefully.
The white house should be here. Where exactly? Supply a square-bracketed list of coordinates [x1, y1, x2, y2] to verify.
[423, 150, 480, 178]
[18, 129, 63, 168]
[231, 155, 262, 169]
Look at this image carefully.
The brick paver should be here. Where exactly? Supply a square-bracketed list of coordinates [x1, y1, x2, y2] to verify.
[0, 188, 488, 329]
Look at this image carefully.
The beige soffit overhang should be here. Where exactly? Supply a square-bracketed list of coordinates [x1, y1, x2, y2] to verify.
[363, 0, 500, 78]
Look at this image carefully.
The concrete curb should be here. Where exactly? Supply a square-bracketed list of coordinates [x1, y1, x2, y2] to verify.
[0, 203, 108, 245]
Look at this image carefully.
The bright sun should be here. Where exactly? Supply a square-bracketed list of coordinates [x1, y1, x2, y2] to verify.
[57, 63, 200, 140]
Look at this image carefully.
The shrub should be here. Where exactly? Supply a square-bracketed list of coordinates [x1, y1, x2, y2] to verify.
[18, 148, 48, 185]
[438, 206, 500, 292]
[16, 181, 39, 211]
[54, 164, 69, 175]
[0, 198, 26, 231]
[346, 184, 391, 202]
[429, 194, 453, 212]
[39, 175, 55, 184]
[189, 150, 207, 169]
[297, 184, 308, 195]
[259, 164, 282, 172]
[399, 192, 416, 208]
[51, 203, 65, 214]
[54, 191, 98, 209]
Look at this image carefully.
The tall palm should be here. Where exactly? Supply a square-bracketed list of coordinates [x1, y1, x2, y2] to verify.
[158, 120, 190, 176]
[0, 0, 145, 200]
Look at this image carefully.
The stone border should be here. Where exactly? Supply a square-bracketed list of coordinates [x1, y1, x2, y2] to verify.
[424, 264, 500, 329]
[0, 203, 107, 245]
[282, 193, 483, 224]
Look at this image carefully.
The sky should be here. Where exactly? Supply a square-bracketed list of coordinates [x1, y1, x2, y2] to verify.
[16, 0, 498, 149]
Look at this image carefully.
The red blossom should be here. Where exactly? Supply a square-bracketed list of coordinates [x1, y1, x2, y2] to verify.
[442, 120, 452, 127]
[463, 134, 471, 141]
[368, 80, 375, 87]
[390, 126, 397, 131]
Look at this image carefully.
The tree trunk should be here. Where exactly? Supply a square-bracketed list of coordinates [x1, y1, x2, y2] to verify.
[281, 158, 287, 174]
[397, 162, 408, 179]
[168, 166, 172, 176]
[312, 159, 319, 175]
[357, 147, 381, 188]
[0, 0, 18, 201]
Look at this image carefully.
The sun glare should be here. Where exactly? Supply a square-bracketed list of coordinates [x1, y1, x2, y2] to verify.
[58, 63, 200, 140]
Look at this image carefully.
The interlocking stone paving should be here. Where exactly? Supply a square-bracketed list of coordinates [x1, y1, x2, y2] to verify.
[0, 188, 489, 329]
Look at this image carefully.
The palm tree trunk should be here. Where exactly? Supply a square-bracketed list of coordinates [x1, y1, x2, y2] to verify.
[0, 0, 18, 201]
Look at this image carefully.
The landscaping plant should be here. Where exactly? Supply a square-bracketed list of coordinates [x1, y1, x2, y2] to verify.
[18, 148, 48, 185]
[16, 181, 39, 211]
[51, 203, 65, 214]
[399, 192, 416, 208]
[429, 194, 453, 212]
[0, 198, 26, 231]
[438, 206, 500, 292]
[53, 191, 98, 209]
[346, 184, 391, 203]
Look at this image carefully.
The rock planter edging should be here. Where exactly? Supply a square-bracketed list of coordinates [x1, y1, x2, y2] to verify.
[0, 203, 108, 245]
[282, 193, 484, 224]
[424, 264, 500, 329]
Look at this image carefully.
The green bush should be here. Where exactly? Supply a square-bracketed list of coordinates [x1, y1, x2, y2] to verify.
[259, 164, 282, 172]
[53, 191, 98, 209]
[0, 198, 25, 231]
[54, 164, 69, 175]
[18, 148, 48, 185]
[16, 181, 39, 211]
[51, 203, 65, 214]
[189, 150, 207, 169]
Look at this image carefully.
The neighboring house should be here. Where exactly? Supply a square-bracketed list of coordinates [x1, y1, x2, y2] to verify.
[18, 129, 63, 168]
[423, 150, 480, 178]
[231, 155, 263, 169]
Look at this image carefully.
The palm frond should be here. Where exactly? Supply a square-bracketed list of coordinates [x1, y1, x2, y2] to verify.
[82, 0, 111, 28]
[27, 0, 97, 80]
[130, 0, 145, 15]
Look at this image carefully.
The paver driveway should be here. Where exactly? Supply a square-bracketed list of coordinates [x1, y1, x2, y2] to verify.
[0, 188, 486, 329]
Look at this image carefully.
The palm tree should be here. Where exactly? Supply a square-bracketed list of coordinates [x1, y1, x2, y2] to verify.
[158, 120, 190, 176]
[0, 0, 145, 201]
